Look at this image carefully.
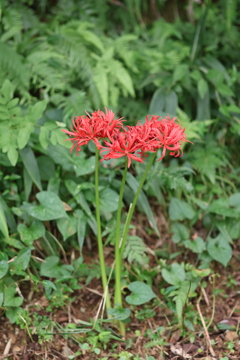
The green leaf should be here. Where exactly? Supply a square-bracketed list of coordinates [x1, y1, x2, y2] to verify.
[170, 222, 189, 243]
[125, 281, 156, 305]
[173, 64, 188, 82]
[197, 88, 210, 120]
[7, 147, 18, 166]
[1, 79, 13, 101]
[76, 209, 87, 254]
[0, 202, 9, 238]
[75, 156, 95, 176]
[149, 88, 166, 115]
[57, 215, 77, 241]
[27, 191, 67, 221]
[39, 126, 49, 149]
[4, 285, 23, 307]
[17, 125, 34, 149]
[169, 198, 195, 221]
[208, 198, 239, 218]
[107, 307, 131, 321]
[11, 248, 31, 274]
[40, 256, 61, 278]
[17, 221, 45, 246]
[165, 91, 178, 116]
[99, 188, 119, 213]
[218, 83, 234, 97]
[207, 235, 232, 267]
[198, 78, 208, 99]
[184, 237, 206, 253]
[0, 260, 9, 279]
[29, 100, 47, 122]
[162, 263, 186, 285]
[20, 147, 42, 191]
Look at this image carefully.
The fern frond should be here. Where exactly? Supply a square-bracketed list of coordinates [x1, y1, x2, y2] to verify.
[0, 42, 29, 91]
[123, 235, 148, 266]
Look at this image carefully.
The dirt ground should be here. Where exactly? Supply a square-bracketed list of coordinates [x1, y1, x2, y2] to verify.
[0, 214, 239, 360]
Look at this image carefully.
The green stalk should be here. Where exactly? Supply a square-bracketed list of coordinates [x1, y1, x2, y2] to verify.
[119, 153, 156, 260]
[114, 159, 128, 308]
[95, 148, 111, 310]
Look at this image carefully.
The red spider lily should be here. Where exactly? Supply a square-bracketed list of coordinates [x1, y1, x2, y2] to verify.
[100, 129, 144, 168]
[142, 116, 189, 161]
[62, 109, 124, 153]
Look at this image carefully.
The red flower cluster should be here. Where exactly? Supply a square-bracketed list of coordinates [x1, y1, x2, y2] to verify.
[63, 109, 189, 167]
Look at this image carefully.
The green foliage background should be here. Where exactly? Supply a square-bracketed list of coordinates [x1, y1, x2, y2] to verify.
[0, 0, 239, 330]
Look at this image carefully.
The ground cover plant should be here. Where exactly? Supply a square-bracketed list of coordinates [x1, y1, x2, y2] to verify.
[0, 0, 240, 359]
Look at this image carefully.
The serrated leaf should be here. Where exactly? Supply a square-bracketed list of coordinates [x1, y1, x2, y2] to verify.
[126, 281, 156, 305]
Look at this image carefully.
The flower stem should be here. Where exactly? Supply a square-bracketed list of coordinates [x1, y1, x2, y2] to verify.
[95, 148, 111, 310]
[114, 159, 128, 311]
[119, 153, 156, 260]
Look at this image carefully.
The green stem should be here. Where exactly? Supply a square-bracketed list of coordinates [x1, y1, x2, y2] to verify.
[95, 148, 111, 310]
[114, 159, 128, 309]
[119, 153, 156, 260]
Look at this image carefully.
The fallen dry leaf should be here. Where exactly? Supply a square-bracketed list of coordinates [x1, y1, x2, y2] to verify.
[224, 330, 239, 342]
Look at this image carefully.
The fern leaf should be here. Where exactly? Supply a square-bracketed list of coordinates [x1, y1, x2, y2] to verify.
[123, 235, 148, 266]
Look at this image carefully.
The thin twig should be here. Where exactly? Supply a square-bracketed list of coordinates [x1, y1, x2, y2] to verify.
[196, 300, 216, 358]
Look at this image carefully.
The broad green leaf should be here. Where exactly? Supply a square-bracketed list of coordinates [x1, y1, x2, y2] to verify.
[229, 193, 240, 210]
[126, 281, 156, 305]
[27, 191, 67, 221]
[57, 215, 77, 241]
[165, 91, 178, 116]
[40, 256, 61, 278]
[170, 222, 189, 243]
[0, 260, 9, 279]
[42, 280, 57, 291]
[0, 196, 16, 233]
[7, 147, 18, 166]
[37, 156, 55, 181]
[20, 147, 42, 191]
[184, 237, 206, 253]
[17, 221, 45, 246]
[173, 64, 188, 82]
[39, 126, 49, 149]
[4, 285, 23, 307]
[208, 198, 239, 218]
[107, 307, 131, 321]
[29, 100, 47, 122]
[149, 88, 166, 115]
[17, 124, 34, 149]
[218, 83, 234, 97]
[169, 198, 195, 221]
[207, 235, 232, 267]
[11, 248, 31, 274]
[162, 263, 186, 285]
[1, 79, 13, 101]
[75, 209, 87, 254]
[0, 202, 9, 238]
[99, 188, 119, 213]
[75, 156, 95, 176]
